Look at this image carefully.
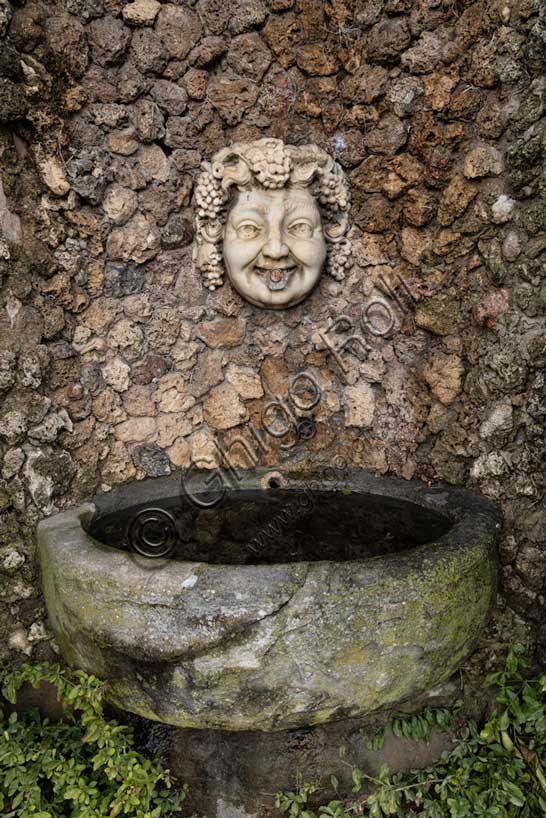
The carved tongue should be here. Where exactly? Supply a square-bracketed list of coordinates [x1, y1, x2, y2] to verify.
[267, 269, 286, 290]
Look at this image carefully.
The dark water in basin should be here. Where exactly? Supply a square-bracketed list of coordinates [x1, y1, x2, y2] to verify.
[88, 489, 452, 565]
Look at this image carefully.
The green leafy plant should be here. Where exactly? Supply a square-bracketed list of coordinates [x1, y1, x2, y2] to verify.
[0, 662, 187, 818]
[390, 701, 462, 745]
[276, 645, 546, 818]
[363, 702, 461, 752]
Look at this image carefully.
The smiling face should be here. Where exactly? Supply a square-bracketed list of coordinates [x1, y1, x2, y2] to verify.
[223, 187, 327, 309]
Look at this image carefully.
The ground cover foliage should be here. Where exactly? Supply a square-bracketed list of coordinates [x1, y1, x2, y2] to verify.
[1, 646, 545, 818]
[0, 663, 186, 818]
[275, 645, 546, 818]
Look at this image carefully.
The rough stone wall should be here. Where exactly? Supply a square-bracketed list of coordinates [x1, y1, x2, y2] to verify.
[0, 0, 544, 668]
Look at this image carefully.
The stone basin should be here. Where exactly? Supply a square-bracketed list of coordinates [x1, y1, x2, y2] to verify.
[37, 469, 501, 731]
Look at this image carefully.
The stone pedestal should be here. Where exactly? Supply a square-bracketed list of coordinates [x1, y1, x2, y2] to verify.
[128, 710, 456, 818]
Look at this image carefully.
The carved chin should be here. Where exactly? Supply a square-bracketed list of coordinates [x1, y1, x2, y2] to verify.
[253, 264, 299, 291]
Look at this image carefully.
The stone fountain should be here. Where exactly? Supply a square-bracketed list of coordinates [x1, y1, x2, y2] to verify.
[37, 140, 501, 818]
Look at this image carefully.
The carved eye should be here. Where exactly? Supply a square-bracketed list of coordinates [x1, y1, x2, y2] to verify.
[288, 221, 313, 238]
[237, 222, 261, 240]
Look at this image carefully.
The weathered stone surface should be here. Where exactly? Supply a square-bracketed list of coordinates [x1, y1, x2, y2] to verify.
[122, 0, 160, 26]
[480, 402, 513, 439]
[401, 31, 443, 73]
[100, 440, 136, 485]
[38, 471, 500, 730]
[189, 35, 227, 68]
[136, 144, 170, 183]
[463, 145, 503, 178]
[0, 0, 12, 38]
[150, 80, 188, 115]
[115, 416, 156, 442]
[102, 185, 138, 224]
[146, 308, 181, 352]
[490, 194, 515, 224]
[132, 443, 171, 476]
[45, 13, 88, 77]
[203, 382, 248, 429]
[263, 12, 301, 68]
[0, 411, 27, 445]
[330, 129, 366, 168]
[437, 175, 478, 225]
[415, 297, 459, 336]
[107, 127, 139, 155]
[134, 98, 164, 142]
[1, 448, 25, 480]
[107, 318, 144, 358]
[226, 364, 264, 399]
[423, 351, 463, 405]
[472, 289, 509, 329]
[28, 411, 71, 443]
[156, 374, 194, 414]
[388, 76, 424, 117]
[208, 76, 259, 125]
[226, 33, 271, 82]
[196, 0, 230, 34]
[156, 413, 192, 447]
[502, 230, 521, 261]
[423, 69, 459, 112]
[197, 318, 246, 348]
[130, 28, 167, 74]
[88, 16, 130, 66]
[156, 4, 202, 60]
[229, 0, 267, 34]
[36, 155, 70, 196]
[367, 18, 411, 62]
[364, 114, 408, 155]
[106, 213, 160, 262]
[132, 354, 169, 385]
[340, 64, 388, 105]
[0, 182, 21, 244]
[25, 447, 75, 513]
[189, 348, 223, 398]
[344, 382, 376, 427]
[167, 435, 191, 467]
[182, 68, 208, 99]
[296, 43, 338, 76]
[403, 187, 436, 226]
[102, 358, 131, 392]
[352, 192, 399, 232]
[103, 262, 144, 297]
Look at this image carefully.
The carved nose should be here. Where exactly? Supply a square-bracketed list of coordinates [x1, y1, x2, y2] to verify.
[262, 236, 289, 260]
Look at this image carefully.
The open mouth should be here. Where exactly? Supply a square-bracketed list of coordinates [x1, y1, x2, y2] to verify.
[254, 265, 298, 291]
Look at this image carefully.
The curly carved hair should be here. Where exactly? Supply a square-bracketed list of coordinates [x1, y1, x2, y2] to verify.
[193, 138, 352, 291]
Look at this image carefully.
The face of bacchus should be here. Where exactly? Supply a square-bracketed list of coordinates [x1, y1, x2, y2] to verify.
[223, 186, 327, 309]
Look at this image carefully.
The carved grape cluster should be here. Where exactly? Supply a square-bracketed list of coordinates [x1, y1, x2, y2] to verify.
[195, 170, 226, 221]
[327, 238, 352, 281]
[319, 172, 349, 214]
[200, 247, 223, 290]
[245, 140, 292, 189]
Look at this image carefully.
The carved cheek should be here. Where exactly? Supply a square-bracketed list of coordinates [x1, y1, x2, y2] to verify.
[225, 238, 261, 270]
[287, 234, 325, 268]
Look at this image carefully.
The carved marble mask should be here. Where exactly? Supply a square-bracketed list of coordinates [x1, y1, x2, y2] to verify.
[193, 138, 351, 310]
[223, 187, 327, 310]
